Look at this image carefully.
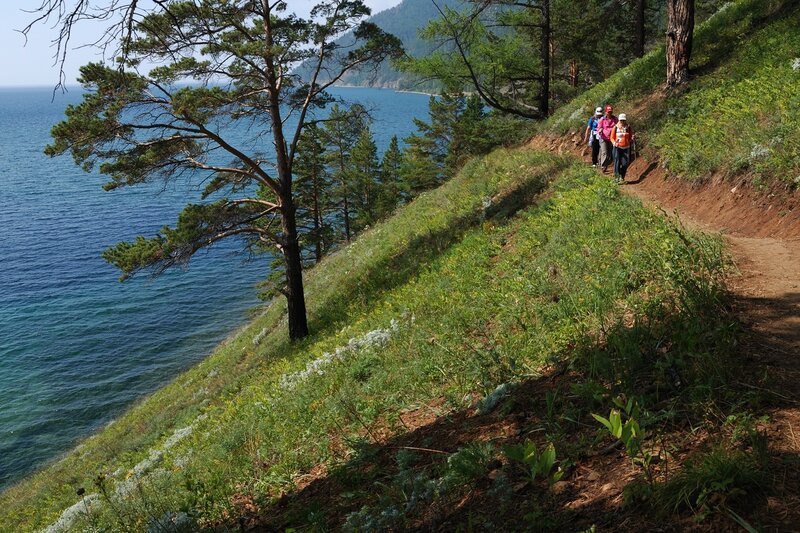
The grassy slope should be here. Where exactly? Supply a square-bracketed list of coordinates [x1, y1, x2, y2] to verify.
[3, 151, 738, 531]
[3, 0, 794, 529]
[545, 0, 800, 187]
[0, 151, 570, 529]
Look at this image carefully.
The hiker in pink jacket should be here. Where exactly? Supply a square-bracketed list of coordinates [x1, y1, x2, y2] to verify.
[596, 104, 618, 173]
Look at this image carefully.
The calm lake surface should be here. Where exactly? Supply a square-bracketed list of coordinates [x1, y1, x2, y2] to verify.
[0, 86, 430, 489]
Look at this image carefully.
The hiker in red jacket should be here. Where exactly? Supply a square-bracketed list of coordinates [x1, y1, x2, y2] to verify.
[596, 104, 618, 173]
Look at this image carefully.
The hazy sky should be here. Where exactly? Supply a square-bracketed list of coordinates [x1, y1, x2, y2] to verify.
[0, 0, 401, 87]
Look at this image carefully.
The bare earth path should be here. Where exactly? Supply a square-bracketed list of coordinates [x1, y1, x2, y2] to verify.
[617, 154, 800, 529]
[532, 136, 800, 527]
[635, 191, 800, 529]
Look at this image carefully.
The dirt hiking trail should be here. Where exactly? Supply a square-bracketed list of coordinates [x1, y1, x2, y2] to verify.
[532, 135, 800, 525]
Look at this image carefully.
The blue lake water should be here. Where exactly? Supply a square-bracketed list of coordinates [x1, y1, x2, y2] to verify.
[0, 86, 430, 489]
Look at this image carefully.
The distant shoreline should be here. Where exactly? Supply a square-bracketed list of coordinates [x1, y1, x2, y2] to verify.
[0, 83, 439, 97]
[333, 84, 436, 97]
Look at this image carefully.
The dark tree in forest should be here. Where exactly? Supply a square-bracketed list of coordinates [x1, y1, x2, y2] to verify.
[667, 0, 695, 86]
[294, 125, 334, 265]
[349, 127, 380, 231]
[635, 0, 647, 57]
[376, 136, 406, 217]
[41, 0, 402, 340]
[322, 104, 369, 243]
[401, 94, 463, 192]
[551, 0, 604, 89]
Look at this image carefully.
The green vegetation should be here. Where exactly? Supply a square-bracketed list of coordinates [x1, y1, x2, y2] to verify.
[0, 149, 568, 530]
[5, 0, 796, 529]
[655, 442, 769, 520]
[2, 150, 748, 529]
[544, 0, 799, 188]
[652, 9, 800, 185]
[503, 440, 564, 485]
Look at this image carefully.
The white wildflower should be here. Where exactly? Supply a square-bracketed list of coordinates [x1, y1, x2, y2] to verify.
[477, 383, 513, 415]
[279, 320, 400, 391]
[252, 327, 268, 346]
[750, 143, 769, 159]
[132, 449, 163, 477]
[163, 426, 193, 451]
[118, 426, 192, 495]
[206, 368, 219, 379]
[793, 58, 800, 71]
[192, 387, 209, 400]
[173, 450, 193, 469]
[568, 107, 585, 122]
[41, 493, 100, 533]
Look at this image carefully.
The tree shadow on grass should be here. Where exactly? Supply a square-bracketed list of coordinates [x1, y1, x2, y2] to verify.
[725, 291, 800, 532]
[303, 171, 554, 338]
[241, 292, 800, 532]
[245, 369, 622, 532]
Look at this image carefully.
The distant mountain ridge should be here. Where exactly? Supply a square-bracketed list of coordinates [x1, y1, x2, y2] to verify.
[297, 0, 459, 91]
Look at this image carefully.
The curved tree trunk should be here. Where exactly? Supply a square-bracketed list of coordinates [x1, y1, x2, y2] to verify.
[666, 0, 695, 87]
[281, 195, 310, 340]
[264, 0, 309, 340]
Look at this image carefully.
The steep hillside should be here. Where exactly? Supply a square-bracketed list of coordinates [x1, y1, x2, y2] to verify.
[3, 0, 800, 531]
[544, 0, 800, 192]
[3, 149, 739, 532]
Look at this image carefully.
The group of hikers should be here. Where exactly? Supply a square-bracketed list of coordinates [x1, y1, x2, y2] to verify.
[583, 104, 634, 184]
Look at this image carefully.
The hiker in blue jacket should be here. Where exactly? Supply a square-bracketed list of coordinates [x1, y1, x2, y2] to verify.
[583, 107, 603, 167]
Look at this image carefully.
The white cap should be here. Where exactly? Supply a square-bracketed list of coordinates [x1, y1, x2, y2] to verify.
[595, 107, 603, 115]
[618, 113, 627, 121]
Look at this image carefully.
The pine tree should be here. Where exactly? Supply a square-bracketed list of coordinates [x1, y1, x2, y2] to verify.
[399, 145, 442, 195]
[42, 1, 402, 340]
[401, 93, 464, 193]
[403, 1, 551, 118]
[349, 127, 380, 231]
[376, 135, 406, 218]
[448, 93, 487, 171]
[322, 104, 368, 242]
[294, 124, 334, 265]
